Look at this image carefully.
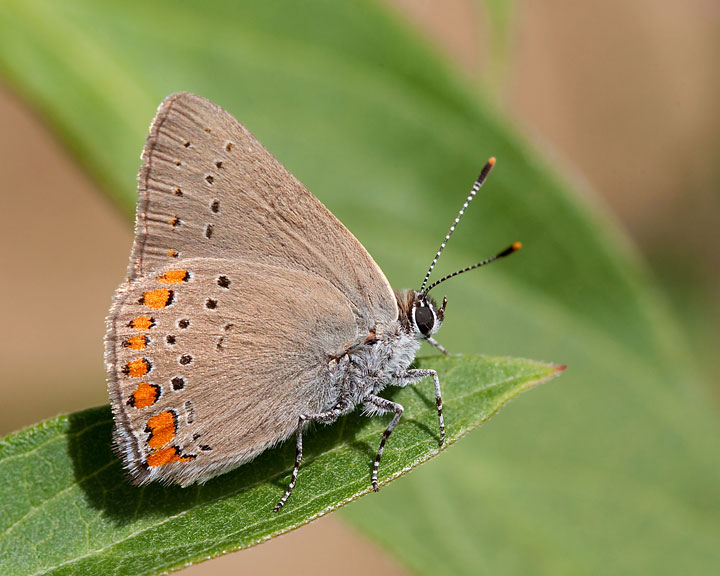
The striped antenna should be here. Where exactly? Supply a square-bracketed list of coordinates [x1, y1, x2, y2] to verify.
[419, 158, 496, 293]
[425, 242, 522, 293]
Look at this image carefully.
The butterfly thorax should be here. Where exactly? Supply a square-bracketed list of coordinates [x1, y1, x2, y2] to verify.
[328, 322, 418, 409]
[326, 289, 442, 410]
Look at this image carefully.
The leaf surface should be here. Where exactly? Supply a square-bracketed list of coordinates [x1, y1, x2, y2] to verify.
[0, 356, 559, 575]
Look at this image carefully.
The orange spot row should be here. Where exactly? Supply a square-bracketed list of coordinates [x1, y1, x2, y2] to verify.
[156, 269, 189, 284]
[124, 357, 151, 378]
[146, 410, 177, 449]
[128, 382, 160, 409]
[141, 288, 173, 309]
[129, 316, 155, 330]
[147, 446, 195, 467]
[124, 334, 148, 350]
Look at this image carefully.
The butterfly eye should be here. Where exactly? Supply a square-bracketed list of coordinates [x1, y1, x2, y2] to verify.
[413, 305, 435, 336]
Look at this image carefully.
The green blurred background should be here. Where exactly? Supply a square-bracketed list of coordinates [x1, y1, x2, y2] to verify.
[0, 0, 718, 574]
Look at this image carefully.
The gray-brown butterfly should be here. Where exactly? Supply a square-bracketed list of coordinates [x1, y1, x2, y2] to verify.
[106, 93, 520, 511]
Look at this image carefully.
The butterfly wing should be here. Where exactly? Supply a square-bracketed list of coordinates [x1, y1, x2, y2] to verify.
[130, 92, 397, 332]
[106, 258, 358, 486]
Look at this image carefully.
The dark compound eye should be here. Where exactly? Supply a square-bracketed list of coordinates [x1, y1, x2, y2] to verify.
[414, 305, 435, 336]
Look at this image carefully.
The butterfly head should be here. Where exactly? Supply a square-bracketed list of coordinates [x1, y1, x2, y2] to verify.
[411, 292, 446, 338]
[395, 290, 445, 340]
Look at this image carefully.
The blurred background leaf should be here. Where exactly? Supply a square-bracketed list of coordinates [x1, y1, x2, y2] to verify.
[477, 0, 516, 87]
[0, 0, 718, 575]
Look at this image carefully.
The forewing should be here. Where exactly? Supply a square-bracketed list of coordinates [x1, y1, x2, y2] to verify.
[131, 92, 397, 330]
[106, 258, 358, 486]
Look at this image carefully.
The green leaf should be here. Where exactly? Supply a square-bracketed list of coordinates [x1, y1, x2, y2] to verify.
[0, 356, 559, 576]
[1, 1, 719, 575]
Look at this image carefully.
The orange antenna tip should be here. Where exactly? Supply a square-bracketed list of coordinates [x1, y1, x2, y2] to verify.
[512, 241, 522, 251]
[488, 157, 496, 166]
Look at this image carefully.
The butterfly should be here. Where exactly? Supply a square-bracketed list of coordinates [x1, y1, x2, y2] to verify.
[105, 93, 519, 510]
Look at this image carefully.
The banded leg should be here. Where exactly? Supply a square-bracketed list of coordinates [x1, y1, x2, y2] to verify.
[402, 368, 445, 446]
[364, 394, 404, 491]
[273, 404, 345, 512]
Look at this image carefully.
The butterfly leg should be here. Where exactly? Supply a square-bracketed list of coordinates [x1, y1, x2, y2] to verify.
[395, 369, 445, 447]
[426, 336, 449, 355]
[273, 404, 346, 512]
[364, 394, 404, 492]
